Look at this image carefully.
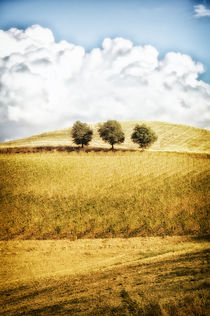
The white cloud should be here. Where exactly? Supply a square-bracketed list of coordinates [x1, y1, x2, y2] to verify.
[194, 4, 210, 18]
[0, 25, 210, 141]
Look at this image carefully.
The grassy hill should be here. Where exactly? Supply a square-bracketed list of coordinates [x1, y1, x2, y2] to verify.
[0, 120, 209, 240]
[1, 120, 209, 315]
[1, 237, 209, 315]
[1, 150, 209, 240]
[1, 120, 210, 153]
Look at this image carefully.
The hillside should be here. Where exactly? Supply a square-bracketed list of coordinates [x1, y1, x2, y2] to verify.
[1, 120, 210, 153]
[1, 122, 209, 315]
[1, 237, 209, 315]
[1, 150, 209, 240]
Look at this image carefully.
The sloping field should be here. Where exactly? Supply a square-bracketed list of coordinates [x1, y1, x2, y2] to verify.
[0, 237, 209, 315]
[1, 122, 209, 315]
[1, 121, 210, 153]
[0, 151, 209, 240]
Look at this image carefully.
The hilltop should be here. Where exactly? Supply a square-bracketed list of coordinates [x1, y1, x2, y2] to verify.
[1, 120, 210, 153]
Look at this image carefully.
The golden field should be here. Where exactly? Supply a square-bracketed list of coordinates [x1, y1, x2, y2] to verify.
[0, 151, 209, 240]
[0, 121, 210, 315]
[0, 236, 209, 315]
[1, 120, 210, 153]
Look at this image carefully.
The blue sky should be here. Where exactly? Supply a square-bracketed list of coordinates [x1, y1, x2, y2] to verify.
[0, 0, 210, 82]
[0, 0, 210, 140]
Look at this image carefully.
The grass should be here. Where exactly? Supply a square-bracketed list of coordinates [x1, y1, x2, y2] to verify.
[1, 120, 209, 314]
[0, 151, 209, 240]
[1, 120, 210, 153]
[0, 236, 209, 315]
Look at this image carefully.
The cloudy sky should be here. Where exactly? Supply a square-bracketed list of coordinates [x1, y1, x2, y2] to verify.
[0, 0, 210, 141]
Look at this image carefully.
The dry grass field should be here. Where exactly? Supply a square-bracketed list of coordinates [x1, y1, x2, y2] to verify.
[0, 121, 210, 315]
[0, 236, 209, 315]
[0, 151, 209, 240]
[1, 120, 210, 153]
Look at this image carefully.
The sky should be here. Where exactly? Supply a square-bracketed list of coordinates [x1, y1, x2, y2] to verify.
[0, 0, 210, 141]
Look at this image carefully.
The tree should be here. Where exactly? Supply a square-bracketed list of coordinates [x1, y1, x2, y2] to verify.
[98, 120, 125, 150]
[71, 121, 93, 148]
[131, 124, 157, 150]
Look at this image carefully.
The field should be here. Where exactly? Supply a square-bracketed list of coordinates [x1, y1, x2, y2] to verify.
[0, 237, 209, 315]
[1, 120, 210, 153]
[1, 121, 210, 315]
[0, 151, 209, 240]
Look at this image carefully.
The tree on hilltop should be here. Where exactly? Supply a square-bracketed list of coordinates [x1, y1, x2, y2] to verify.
[71, 121, 93, 148]
[131, 124, 157, 150]
[98, 120, 125, 150]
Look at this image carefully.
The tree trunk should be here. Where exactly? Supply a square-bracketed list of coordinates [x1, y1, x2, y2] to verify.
[111, 143, 114, 150]
[82, 143, 84, 148]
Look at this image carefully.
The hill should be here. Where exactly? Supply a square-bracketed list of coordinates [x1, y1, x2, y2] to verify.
[1, 121, 209, 315]
[1, 150, 209, 240]
[1, 120, 210, 153]
[1, 237, 209, 315]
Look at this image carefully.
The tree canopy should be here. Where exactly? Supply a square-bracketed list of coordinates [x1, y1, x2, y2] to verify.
[131, 124, 157, 150]
[71, 121, 93, 148]
[98, 120, 125, 149]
